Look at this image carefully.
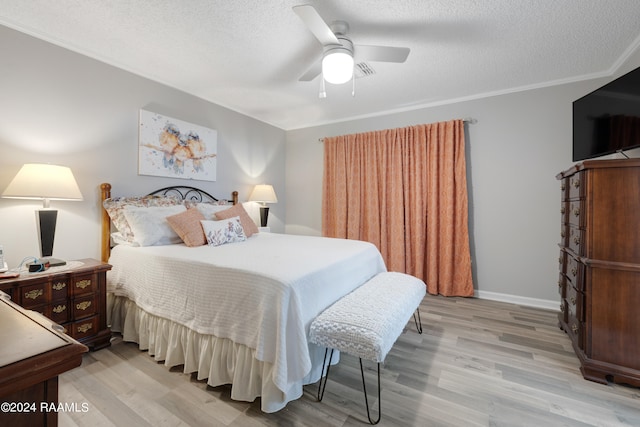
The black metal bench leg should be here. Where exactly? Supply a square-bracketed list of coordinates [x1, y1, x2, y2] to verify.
[413, 308, 423, 334]
[317, 348, 334, 402]
[359, 358, 381, 425]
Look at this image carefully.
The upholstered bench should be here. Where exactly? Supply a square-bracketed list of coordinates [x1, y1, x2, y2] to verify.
[309, 271, 426, 424]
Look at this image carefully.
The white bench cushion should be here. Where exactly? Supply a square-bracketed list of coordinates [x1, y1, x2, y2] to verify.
[309, 272, 426, 362]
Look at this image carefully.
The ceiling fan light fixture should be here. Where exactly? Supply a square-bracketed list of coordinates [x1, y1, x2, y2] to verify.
[322, 48, 354, 85]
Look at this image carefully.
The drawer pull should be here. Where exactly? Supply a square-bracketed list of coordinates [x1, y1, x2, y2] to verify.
[76, 301, 92, 311]
[573, 236, 581, 245]
[24, 289, 43, 300]
[77, 323, 93, 334]
[560, 206, 566, 215]
[572, 179, 580, 189]
[571, 267, 577, 277]
[52, 282, 67, 291]
[570, 296, 576, 305]
[558, 280, 562, 287]
[560, 304, 565, 312]
[571, 324, 579, 334]
[52, 304, 66, 314]
[561, 230, 566, 238]
[573, 207, 580, 217]
[76, 279, 92, 289]
[561, 182, 566, 191]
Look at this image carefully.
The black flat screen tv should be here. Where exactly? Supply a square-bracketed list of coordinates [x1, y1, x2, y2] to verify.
[573, 66, 640, 161]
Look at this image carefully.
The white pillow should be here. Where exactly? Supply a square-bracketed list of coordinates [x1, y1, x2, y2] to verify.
[196, 203, 232, 219]
[201, 217, 246, 247]
[123, 205, 187, 246]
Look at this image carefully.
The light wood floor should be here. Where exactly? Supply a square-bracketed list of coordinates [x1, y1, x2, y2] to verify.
[59, 295, 640, 426]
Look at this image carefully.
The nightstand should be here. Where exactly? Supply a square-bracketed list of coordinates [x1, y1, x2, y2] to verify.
[0, 259, 112, 350]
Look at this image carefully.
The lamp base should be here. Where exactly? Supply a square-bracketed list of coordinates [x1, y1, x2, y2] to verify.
[259, 206, 270, 227]
[40, 256, 66, 267]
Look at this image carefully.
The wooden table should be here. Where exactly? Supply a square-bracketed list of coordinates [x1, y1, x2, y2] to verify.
[0, 291, 87, 427]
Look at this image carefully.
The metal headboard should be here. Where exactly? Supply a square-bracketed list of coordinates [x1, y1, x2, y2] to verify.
[148, 185, 225, 204]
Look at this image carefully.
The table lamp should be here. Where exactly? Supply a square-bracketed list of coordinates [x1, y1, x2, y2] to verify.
[249, 184, 277, 227]
[2, 164, 83, 266]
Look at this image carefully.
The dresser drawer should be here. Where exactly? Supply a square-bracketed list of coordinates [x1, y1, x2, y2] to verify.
[72, 273, 97, 296]
[566, 285, 585, 322]
[568, 200, 584, 228]
[567, 307, 585, 350]
[558, 272, 566, 298]
[558, 249, 567, 274]
[70, 315, 98, 340]
[560, 224, 569, 247]
[559, 299, 568, 324]
[560, 178, 569, 201]
[568, 226, 584, 256]
[73, 294, 97, 319]
[566, 254, 585, 290]
[568, 172, 585, 199]
[20, 282, 50, 309]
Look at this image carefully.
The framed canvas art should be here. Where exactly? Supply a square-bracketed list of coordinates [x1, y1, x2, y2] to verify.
[139, 109, 217, 181]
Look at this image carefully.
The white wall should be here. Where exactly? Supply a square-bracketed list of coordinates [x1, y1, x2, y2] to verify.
[285, 53, 640, 308]
[0, 25, 286, 268]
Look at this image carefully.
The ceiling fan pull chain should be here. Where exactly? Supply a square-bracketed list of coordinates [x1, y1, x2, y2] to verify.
[352, 74, 356, 97]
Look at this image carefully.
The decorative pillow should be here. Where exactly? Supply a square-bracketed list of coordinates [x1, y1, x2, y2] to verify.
[166, 207, 206, 247]
[103, 195, 181, 243]
[195, 202, 233, 219]
[184, 199, 229, 209]
[201, 217, 246, 247]
[123, 205, 186, 246]
[111, 232, 136, 247]
[214, 203, 259, 237]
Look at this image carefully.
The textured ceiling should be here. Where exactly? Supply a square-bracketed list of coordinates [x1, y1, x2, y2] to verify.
[1, 0, 640, 130]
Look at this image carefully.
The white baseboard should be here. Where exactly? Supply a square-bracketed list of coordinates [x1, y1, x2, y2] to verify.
[474, 290, 559, 311]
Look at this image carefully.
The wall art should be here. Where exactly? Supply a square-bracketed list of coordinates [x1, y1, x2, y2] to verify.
[139, 109, 217, 181]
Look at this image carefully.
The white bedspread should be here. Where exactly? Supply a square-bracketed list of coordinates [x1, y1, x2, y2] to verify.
[107, 233, 386, 396]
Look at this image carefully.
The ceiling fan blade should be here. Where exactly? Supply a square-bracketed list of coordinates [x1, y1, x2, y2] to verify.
[293, 5, 340, 46]
[298, 58, 322, 81]
[355, 45, 410, 63]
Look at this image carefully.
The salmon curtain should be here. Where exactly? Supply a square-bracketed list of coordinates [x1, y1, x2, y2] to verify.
[322, 119, 473, 297]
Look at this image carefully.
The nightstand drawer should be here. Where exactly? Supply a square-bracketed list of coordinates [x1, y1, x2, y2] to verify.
[51, 278, 70, 301]
[70, 315, 98, 340]
[20, 283, 50, 308]
[72, 273, 97, 296]
[49, 301, 70, 324]
[73, 294, 97, 319]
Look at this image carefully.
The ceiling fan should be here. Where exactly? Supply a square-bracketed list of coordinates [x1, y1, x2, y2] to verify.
[293, 4, 410, 88]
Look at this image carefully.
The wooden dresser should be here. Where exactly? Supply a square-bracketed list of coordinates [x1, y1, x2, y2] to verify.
[556, 159, 640, 386]
[0, 259, 112, 350]
[0, 291, 87, 427]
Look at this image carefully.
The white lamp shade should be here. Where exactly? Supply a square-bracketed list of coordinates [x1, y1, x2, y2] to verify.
[2, 163, 83, 202]
[322, 49, 354, 84]
[249, 184, 278, 204]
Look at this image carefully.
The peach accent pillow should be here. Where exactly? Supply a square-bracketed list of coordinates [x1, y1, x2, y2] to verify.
[166, 207, 207, 247]
[214, 204, 259, 237]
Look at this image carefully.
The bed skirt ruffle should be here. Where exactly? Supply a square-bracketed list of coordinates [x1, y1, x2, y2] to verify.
[107, 293, 324, 413]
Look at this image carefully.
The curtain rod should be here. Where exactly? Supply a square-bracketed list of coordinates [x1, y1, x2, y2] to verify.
[317, 118, 477, 143]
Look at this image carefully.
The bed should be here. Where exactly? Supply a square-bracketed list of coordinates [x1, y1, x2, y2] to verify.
[100, 183, 386, 412]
